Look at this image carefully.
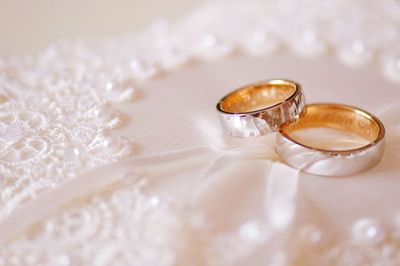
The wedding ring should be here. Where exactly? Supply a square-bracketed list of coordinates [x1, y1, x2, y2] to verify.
[216, 79, 305, 137]
[276, 103, 385, 176]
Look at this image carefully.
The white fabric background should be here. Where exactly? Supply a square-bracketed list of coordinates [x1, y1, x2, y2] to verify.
[2, 53, 399, 265]
[1, 0, 400, 265]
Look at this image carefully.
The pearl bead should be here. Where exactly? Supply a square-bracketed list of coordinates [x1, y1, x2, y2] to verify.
[299, 226, 324, 245]
[129, 59, 158, 80]
[238, 221, 264, 244]
[102, 137, 121, 152]
[292, 30, 327, 56]
[339, 40, 375, 65]
[352, 41, 366, 54]
[98, 136, 132, 158]
[104, 80, 136, 103]
[242, 31, 281, 55]
[203, 34, 217, 47]
[351, 218, 386, 245]
[149, 196, 160, 206]
[91, 107, 121, 129]
[105, 81, 114, 91]
[118, 87, 136, 102]
[194, 34, 234, 60]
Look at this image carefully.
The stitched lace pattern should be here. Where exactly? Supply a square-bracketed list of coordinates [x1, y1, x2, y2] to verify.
[2, 173, 400, 266]
[0, 0, 400, 265]
[1, 0, 400, 218]
[0, 176, 198, 266]
[0, 43, 138, 219]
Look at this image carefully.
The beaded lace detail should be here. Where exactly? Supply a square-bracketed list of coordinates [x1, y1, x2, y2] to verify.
[0, 44, 136, 219]
[0, 0, 400, 265]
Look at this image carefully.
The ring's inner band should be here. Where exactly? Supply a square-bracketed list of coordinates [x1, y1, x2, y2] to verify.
[219, 81, 297, 113]
[280, 104, 383, 150]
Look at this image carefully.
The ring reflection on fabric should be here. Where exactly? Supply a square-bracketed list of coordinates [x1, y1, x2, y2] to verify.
[216, 79, 305, 137]
[276, 103, 385, 176]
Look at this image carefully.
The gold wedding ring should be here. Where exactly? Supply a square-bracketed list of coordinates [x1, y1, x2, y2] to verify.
[276, 103, 385, 176]
[216, 79, 305, 137]
[216, 80, 385, 176]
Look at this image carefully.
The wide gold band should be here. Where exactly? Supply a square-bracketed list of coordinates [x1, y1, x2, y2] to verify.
[216, 79, 305, 137]
[276, 103, 385, 176]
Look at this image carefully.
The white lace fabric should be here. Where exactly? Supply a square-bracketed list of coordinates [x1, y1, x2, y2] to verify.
[1, 0, 400, 265]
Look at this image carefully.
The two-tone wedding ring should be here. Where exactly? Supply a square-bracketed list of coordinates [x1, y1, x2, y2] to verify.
[216, 79, 305, 137]
[216, 80, 385, 176]
[276, 103, 385, 176]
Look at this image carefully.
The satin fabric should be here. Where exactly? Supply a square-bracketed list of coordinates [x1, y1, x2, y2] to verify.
[2, 54, 400, 265]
